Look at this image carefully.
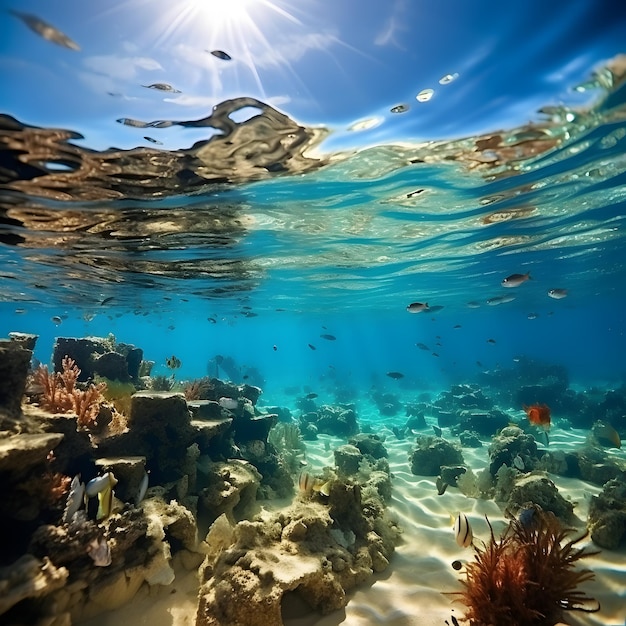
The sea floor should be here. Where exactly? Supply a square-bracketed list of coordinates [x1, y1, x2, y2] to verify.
[83, 405, 626, 626]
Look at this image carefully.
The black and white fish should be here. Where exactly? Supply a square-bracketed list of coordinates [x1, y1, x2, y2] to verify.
[453, 513, 473, 548]
[512, 454, 525, 471]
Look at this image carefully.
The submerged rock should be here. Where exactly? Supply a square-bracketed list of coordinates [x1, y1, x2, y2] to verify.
[196, 478, 399, 626]
[0, 338, 32, 421]
[409, 436, 464, 476]
[505, 474, 574, 523]
[488, 425, 538, 476]
[587, 478, 626, 549]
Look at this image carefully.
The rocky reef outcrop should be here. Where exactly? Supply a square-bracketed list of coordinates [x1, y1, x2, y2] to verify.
[409, 435, 464, 476]
[587, 478, 626, 549]
[196, 480, 399, 626]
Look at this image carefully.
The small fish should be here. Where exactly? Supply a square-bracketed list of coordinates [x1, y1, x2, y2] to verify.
[501, 272, 531, 288]
[298, 472, 331, 497]
[87, 537, 112, 567]
[305, 393, 318, 400]
[487, 338, 496, 344]
[142, 83, 181, 93]
[167, 325, 175, 331]
[63, 475, 85, 523]
[548, 288, 568, 299]
[527, 313, 538, 320]
[518, 506, 536, 529]
[486, 295, 516, 306]
[144, 136, 163, 145]
[391, 104, 409, 114]
[86, 472, 116, 497]
[451, 560, 462, 571]
[453, 324, 462, 329]
[432, 352, 439, 357]
[100, 296, 114, 306]
[593, 421, 621, 449]
[166, 355, 181, 369]
[512, 454, 525, 471]
[432, 425, 442, 437]
[416, 343, 430, 351]
[92, 472, 118, 521]
[453, 513, 473, 548]
[308, 343, 316, 350]
[116, 118, 151, 128]
[51, 315, 62, 325]
[436, 476, 448, 495]
[10, 10, 80, 50]
[523, 403, 551, 429]
[136, 470, 149, 506]
[407, 302, 429, 313]
[273, 345, 278, 351]
[466, 301, 481, 308]
[386, 371, 404, 379]
[209, 49, 232, 61]
[219, 397, 238, 410]
[406, 188, 424, 198]
[320, 334, 336, 341]
[207, 317, 217, 323]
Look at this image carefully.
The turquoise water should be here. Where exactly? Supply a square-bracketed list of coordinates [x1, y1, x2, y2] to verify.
[2, 4, 626, 381]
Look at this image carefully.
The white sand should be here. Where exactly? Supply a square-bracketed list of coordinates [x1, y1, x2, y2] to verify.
[86, 419, 626, 626]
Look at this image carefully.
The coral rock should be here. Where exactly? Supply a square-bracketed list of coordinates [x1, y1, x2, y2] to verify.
[0, 338, 32, 420]
[588, 478, 626, 549]
[0, 554, 68, 616]
[409, 436, 464, 476]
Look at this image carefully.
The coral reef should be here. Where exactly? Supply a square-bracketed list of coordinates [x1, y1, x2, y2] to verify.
[455, 509, 599, 626]
[487, 425, 539, 476]
[504, 474, 574, 523]
[409, 435, 464, 476]
[587, 478, 626, 549]
[196, 478, 399, 626]
[33, 356, 106, 428]
[298, 403, 359, 438]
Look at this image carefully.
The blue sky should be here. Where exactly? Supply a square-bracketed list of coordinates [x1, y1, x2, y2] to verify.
[2, 0, 626, 152]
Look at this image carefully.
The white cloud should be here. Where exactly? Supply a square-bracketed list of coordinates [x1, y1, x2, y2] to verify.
[82, 54, 163, 82]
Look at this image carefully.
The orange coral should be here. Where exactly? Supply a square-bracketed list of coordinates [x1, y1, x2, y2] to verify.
[33, 356, 106, 427]
[455, 510, 599, 625]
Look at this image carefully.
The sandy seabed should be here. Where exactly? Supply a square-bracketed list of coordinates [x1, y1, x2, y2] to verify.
[85, 420, 626, 626]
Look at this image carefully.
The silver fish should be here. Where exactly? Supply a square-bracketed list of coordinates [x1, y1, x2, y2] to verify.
[512, 454, 525, 471]
[11, 10, 80, 51]
[86, 472, 116, 497]
[142, 83, 181, 93]
[136, 470, 149, 506]
[486, 295, 516, 306]
[62, 475, 85, 523]
[501, 272, 531, 288]
[548, 288, 568, 299]
[407, 302, 429, 313]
